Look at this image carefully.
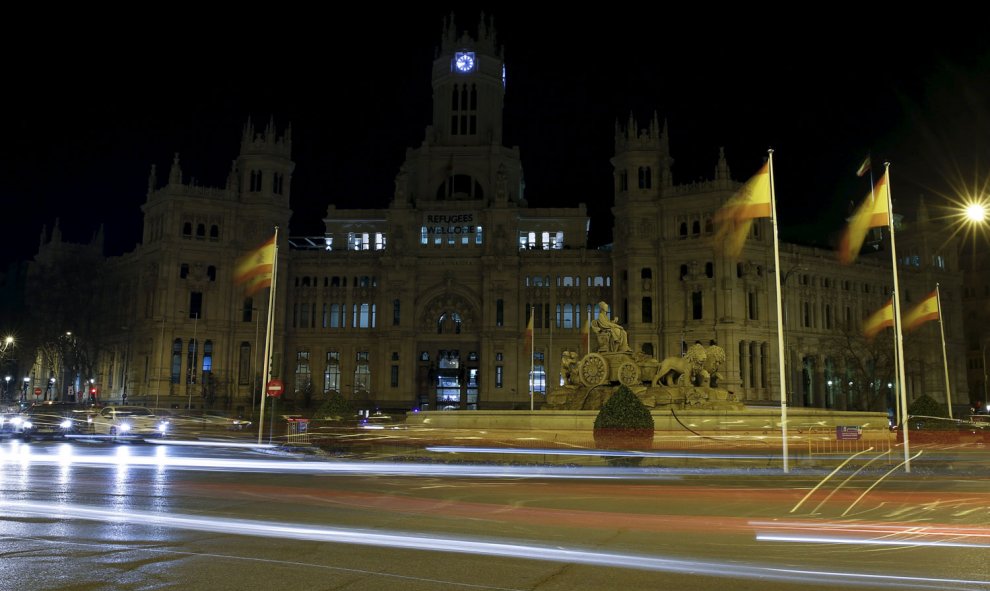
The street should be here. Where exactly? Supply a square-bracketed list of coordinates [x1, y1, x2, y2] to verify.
[1, 438, 988, 590]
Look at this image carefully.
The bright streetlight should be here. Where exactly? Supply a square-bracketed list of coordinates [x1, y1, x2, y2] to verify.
[965, 202, 987, 223]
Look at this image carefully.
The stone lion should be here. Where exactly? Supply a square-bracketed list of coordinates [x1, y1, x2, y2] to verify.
[653, 343, 708, 387]
[703, 344, 726, 388]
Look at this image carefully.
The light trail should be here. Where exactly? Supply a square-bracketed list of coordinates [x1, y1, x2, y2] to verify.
[426, 445, 776, 460]
[0, 446, 680, 480]
[2, 500, 986, 590]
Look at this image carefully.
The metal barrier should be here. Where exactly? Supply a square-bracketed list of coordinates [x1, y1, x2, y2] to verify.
[805, 429, 892, 458]
[286, 418, 310, 444]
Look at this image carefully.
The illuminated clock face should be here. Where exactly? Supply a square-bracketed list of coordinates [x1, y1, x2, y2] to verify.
[454, 51, 476, 73]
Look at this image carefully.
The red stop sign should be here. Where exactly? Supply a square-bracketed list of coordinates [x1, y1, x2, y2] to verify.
[266, 379, 284, 398]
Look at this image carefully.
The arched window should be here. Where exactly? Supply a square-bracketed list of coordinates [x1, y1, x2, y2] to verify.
[210, 225, 219, 241]
[207, 266, 216, 281]
[435, 174, 484, 200]
[196, 224, 205, 239]
[182, 222, 192, 237]
[180, 263, 189, 279]
[705, 262, 714, 278]
[692, 221, 701, 235]
[437, 312, 462, 334]
[679, 222, 688, 238]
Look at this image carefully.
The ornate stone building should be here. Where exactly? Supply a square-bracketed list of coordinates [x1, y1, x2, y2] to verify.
[23, 17, 974, 416]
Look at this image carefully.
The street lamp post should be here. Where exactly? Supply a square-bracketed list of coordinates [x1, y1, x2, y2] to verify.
[983, 343, 989, 414]
[156, 314, 166, 411]
[22, 376, 29, 401]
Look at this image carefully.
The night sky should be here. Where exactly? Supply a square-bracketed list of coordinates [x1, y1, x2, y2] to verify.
[4, 10, 989, 270]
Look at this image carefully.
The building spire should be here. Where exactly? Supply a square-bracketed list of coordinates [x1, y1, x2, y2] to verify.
[715, 146, 731, 182]
[169, 153, 182, 185]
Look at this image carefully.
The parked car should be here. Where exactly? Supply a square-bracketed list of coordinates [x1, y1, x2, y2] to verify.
[13, 401, 89, 441]
[91, 405, 170, 441]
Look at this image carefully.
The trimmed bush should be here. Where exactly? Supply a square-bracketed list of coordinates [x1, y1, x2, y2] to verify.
[593, 386, 654, 458]
[315, 390, 354, 420]
[908, 394, 948, 420]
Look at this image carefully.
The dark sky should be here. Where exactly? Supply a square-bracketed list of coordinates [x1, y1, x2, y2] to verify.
[4, 10, 989, 270]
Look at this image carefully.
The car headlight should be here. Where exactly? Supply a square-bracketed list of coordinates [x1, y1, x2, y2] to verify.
[12, 417, 23, 426]
[118, 423, 131, 432]
[60, 419, 72, 429]
[22, 420, 32, 429]
[157, 422, 169, 433]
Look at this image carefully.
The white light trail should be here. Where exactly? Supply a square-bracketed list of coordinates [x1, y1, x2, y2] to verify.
[2, 500, 985, 590]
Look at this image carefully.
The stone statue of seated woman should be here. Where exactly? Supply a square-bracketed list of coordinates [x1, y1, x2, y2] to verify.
[591, 301, 631, 353]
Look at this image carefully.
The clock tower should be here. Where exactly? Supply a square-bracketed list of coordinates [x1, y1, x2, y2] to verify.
[431, 13, 505, 147]
[390, 13, 525, 208]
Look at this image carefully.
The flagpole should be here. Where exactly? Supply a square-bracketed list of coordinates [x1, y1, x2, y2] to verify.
[257, 226, 279, 444]
[935, 283, 952, 419]
[530, 304, 534, 411]
[883, 164, 911, 472]
[891, 307, 902, 427]
[766, 150, 789, 473]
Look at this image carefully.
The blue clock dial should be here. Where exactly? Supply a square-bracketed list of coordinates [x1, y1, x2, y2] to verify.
[454, 51, 476, 73]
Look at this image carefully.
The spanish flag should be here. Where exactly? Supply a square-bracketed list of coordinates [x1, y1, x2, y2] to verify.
[903, 290, 940, 332]
[862, 298, 894, 340]
[714, 161, 772, 259]
[838, 170, 890, 265]
[234, 235, 276, 295]
[856, 154, 871, 177]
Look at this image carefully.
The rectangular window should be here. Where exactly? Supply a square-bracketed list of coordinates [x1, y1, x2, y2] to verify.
[189, 292, 203, 319]
[294, 350, 311, 393]
[692, 291, 703, 320]
[531, 351, 546, 396]
[354, 351, 370, 394]
[324, 351, 340, 392]
[475, 226, 483, 245]
[496, 299, 504, 327]
[495, 365, 503, 388]
[238, 342, 251, 385]
[748, 292, 758, 320]
[641, 297, 652, 323]
[393, 299, 400, 326]
[390, 365, 399, 387]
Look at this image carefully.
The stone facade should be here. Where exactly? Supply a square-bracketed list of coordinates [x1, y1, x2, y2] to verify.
[23, 17, 974, 416]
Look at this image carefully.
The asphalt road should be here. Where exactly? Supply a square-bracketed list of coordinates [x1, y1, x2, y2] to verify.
[0, 438, 988, 590]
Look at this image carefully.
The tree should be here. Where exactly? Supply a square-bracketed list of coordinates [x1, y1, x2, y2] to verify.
[315, 390, 354, 420]
[819, 324, 896, 412]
